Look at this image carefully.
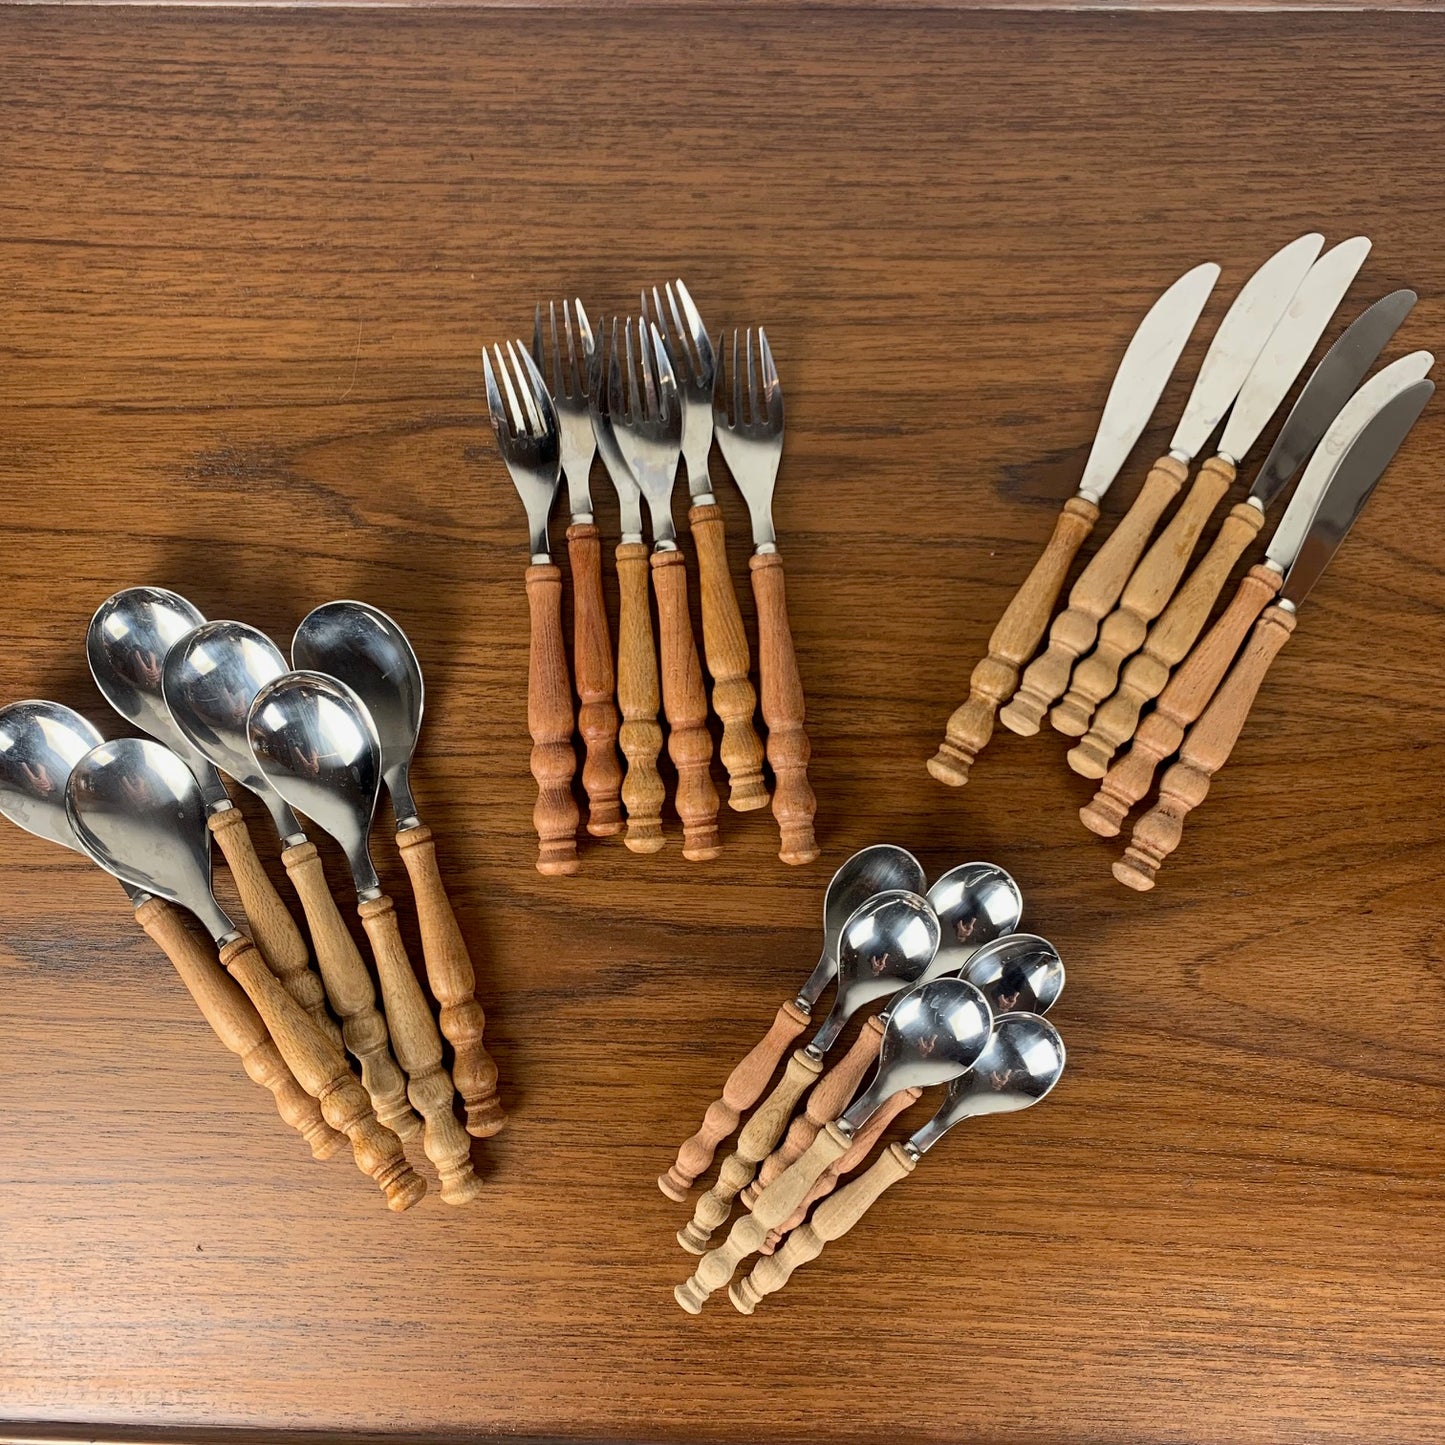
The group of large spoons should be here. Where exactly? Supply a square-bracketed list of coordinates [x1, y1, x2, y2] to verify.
[661, 845, 1068, 1313]
[0, 587, 500, 1211]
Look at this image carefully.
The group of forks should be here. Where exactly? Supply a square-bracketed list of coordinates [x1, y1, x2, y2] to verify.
[483, 281, 818, 875]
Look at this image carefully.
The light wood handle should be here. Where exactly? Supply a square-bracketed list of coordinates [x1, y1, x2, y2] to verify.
[525, 562, 581, 875]
[395, 825, 504, 1138]
[1069, 500, 1267, 778]
[1115, 602, 1297, 890]
[614, 540, 666, 854]
[677, 1048, 822, 1254]
[359, 894, 483, 1205]
[676, 1120, 850, 1313]
[567, 522, 623, 838]
[750, 550, 818, 865]
[1053, 457, 1236, 736]
[689, 502, 768, 813]
[281, 840, 418, 1141]
[659, 998, 810, 1201]
[134, 897, 345, 1161]
[1079, 565, 1281, 837]
[929, 496, 1098, 785]
[208, 808, 341, 1050]
[218, 934, 426, 1210]
[1000, 457, 1187, 736]
[731, 1140, 917, 1313]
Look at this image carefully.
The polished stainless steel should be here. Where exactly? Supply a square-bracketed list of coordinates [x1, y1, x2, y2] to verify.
[712, 327, 783, 552]
[162, 621, 304, 844]
[1247, 290, 1416, 511]
[1265, 351, 1434, 572]
[927, 862, 1024, 974]
[609, 316, 682, 550]
[1217, 237, 1372, 465]
[1170, 233, 1324, 461]
[1073, 261, 1219, 503]
[805, 890, 941, 1056]
[1281, 380, 1433, 610]
[484, 339, 561, 563]
[960, 934, 1065, 1016]
[86, 586, 231, 811]
[66, 737, 238, 942]
[837, 976, 994, 1136]
[586, 325, 645, 544]
[645, 279, 716, 504]
[292, 600, 425, 831]
[905, 1012, 1066, 1157]
[0, 701, 109, 858]
[532, 298, 596, 522]
[247, 672, 386, 900]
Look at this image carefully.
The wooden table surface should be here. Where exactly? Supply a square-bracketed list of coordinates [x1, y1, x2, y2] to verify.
[3, 6, 1444, 1443]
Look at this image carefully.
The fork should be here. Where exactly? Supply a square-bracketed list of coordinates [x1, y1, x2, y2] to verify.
[533, 300, 623, 839]
[645, 282, 768, 813]
[713, 328, 818, 865]
[610, 315, 722, 861]
[483, 338, 581, 875]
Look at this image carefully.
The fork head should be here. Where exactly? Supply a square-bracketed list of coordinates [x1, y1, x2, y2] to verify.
[532, 298, 597, 521]
[643, 280, 716, 499]
[483, 338, 561, 561]
[608, 315, 683, 548]
[712, 326, 784, 551]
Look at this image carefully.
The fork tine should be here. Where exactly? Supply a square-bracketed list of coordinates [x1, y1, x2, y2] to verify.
[518, 342, 556, 438]
[623, 316, 641, 424]
[563, 300, 582, 401]
[484, 347, 509, 436]
[508, 340, 545, 437]
[731, 329, 742, 430]
[759, 327, 783, 427]
[577, 299, 598, 402]
[531, 305, 544, 383]
[495, 342, 527, 436]
[673, 280, 711, 378]
[746, 328, 761, 428]
[637, 317, 658, 420]
[711, 328, 727, 420]
[609, 316, 625, 421]
[650, 321, 677, 424]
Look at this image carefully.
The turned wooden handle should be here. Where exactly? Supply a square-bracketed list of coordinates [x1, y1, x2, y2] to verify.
[676, 1120, 850, 1313]
[659, 998, 810, 1200]
[218, 934, 426, 1210]
[1070, 500, 1267, 779]
[1116, 602, 1297, 890]
[525, 562, 581, 875]
[1053, 457, 1236, 736]
[1000, 457, 1187, 736]
[134, 897, 345, 1161]
[614, 540, 666, 854]
[1079, 565, 1282, 838]
[689, 502, 768, 813]
[208, 808, 341, 1050]
[395, 825, 504, 1138]
[731, 1139, 917, 1313]
[651, 548, 722, 861]
[677, 1048, 822, 1254]
[567, 522, 623, 839]
[929, 496, 1098, 785]
[750, 550, 818, 865]
[359, 895, 483, 1205]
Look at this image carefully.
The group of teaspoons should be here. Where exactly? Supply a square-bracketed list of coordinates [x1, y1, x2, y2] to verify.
[661, 845, 1066, 1313]
[0, 588, 501, 1211]
[927, 232, 1434, 886]
[483, 280, 817, 875]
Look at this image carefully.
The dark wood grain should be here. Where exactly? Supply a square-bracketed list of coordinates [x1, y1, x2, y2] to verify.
[2, 7, 1444, 1443]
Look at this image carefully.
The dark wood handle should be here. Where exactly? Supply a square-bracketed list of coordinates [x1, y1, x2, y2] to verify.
[566, 522, 623, 838]
[525, 561, 581, 876]
[614, 540, 666, 853]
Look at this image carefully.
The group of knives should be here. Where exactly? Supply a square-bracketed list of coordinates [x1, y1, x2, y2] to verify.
[928, 232, 1433, 886]
[482, 281, 818, 876]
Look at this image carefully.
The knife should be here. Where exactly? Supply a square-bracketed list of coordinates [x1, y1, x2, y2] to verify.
[1111, 377, 1433, 889]
[1053, 235, 1372, 736]
[1068, 288, 1417, 777]
[928, 257, 1222, 786]
[998, 234, 1323, 738]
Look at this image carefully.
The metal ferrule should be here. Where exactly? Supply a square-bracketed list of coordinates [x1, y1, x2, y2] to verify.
[754, 541, 778, 556]
[530, 550, 552, 566]
[570, 510, 594, 526]
[652, 538, 679, 554]
[1276, 597, 1298, 614]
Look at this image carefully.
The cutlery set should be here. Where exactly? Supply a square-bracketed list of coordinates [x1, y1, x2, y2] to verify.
[661, 846, 1066, 1313]
[0, 589, 501, 1210]
[928, 233, 1433, 886]
[483, 282, 817, 875]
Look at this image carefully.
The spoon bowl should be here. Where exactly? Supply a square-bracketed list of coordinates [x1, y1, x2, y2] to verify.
[961, 933, 1065, 1016]
[0, 700, 105, 857]
[929, 862, 1023, 972]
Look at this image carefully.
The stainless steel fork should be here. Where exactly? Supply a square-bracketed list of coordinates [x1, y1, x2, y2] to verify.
[646, 281, 768, 814]
[483, 338, 581, 876]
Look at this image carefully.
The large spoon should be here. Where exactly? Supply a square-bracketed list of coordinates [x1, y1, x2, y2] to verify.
[64, 736, 424, 1209]
[677, 975, 994, 1312]
[248, 672, 483, 1205]
[659, 843, 925, 1200]
[0, 701, 343, 1162]
[162, 621, 417, 1141]
[86, 587, 338, 1048]
[677, 889, 941, 1253]
[291, 600, 503, 1138]
[734, 1011, 1066, 1312]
